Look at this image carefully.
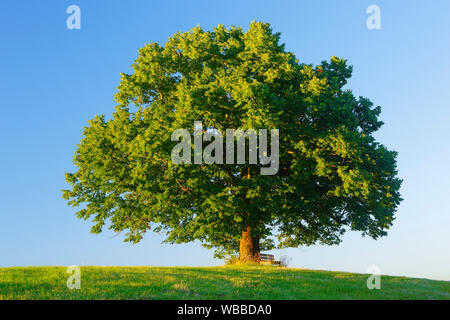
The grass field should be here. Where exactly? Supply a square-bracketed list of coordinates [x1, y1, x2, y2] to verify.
[0, 266, 448, 300]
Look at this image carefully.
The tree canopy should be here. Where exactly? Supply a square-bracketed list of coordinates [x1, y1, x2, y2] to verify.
[63, 21, 402, 262]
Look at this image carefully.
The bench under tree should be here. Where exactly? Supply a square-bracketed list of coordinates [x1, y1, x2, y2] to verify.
[260, 253, 280, 265]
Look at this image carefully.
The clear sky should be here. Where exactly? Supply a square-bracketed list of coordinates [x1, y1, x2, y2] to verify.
[1, 0, 449, 281]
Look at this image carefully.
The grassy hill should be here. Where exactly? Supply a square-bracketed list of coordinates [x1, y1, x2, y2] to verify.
[0, 266, 448, 300]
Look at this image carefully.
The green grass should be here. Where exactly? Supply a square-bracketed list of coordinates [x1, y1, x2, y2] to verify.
[0, 266, 448, 300]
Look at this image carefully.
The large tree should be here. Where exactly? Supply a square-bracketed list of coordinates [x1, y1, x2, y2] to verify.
[63, 22, 402, 263]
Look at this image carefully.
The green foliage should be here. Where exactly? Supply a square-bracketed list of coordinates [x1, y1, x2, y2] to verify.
[1, 267, 448, 300]
[63, 21, 402, 257]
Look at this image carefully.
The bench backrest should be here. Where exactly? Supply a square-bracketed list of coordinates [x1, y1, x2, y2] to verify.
[260, 253, 274, 262]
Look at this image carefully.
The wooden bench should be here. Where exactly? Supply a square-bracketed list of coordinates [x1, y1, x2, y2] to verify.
[260, 253, 280, 265]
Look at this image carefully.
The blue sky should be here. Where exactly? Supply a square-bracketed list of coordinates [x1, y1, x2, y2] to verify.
[1, 0, 449, 281]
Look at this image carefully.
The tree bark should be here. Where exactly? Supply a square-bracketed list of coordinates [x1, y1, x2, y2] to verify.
[239, 226, 260, 263]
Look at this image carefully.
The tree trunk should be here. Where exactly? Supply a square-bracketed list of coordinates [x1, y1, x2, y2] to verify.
[239, 226, 260, 263]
